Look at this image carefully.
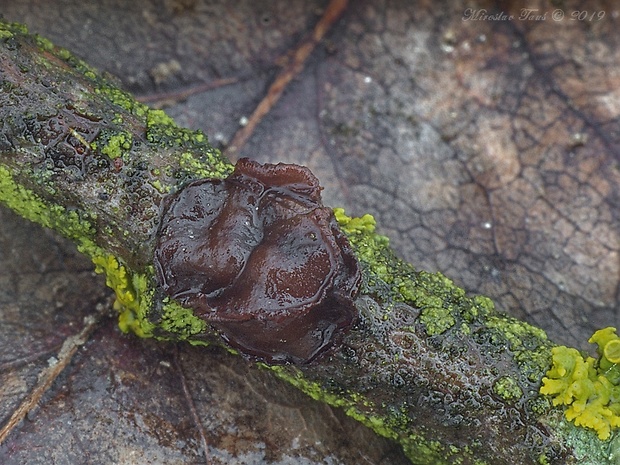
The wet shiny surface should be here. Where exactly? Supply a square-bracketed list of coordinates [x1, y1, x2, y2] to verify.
[155, 158, 360, 363]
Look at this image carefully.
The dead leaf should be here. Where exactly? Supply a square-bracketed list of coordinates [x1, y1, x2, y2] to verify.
[2, 0, 620, 463]
[0, 207, 409, 464]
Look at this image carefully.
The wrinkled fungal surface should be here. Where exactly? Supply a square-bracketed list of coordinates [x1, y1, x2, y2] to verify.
[154, 158, 361, 363]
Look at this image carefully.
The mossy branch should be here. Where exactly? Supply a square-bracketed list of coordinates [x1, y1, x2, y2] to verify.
[0, 20, 616, 464]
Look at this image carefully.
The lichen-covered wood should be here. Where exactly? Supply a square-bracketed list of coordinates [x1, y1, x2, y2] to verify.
[0, 19, 615, 464]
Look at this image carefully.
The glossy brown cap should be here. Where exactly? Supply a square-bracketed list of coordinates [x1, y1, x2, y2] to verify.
[154, 158, 361, 363]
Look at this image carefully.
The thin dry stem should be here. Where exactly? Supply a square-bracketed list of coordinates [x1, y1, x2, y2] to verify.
[224, 0, 349, 160]
[0, 314, 101, 445]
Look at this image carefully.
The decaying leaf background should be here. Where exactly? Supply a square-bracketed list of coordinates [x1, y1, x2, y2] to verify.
[1, 0, 619, 463]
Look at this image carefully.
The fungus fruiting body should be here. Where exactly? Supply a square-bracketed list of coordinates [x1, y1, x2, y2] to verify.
[154, 158, 361, 363]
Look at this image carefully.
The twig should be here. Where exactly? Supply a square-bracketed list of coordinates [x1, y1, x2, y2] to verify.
[0, 313, 101, 445]
[137, 77, 239, 106]
[0, 347, 61, 372]
[173, 347, 211, 465]
[224, 0, 349, 160]
[0, 19, 609, 463]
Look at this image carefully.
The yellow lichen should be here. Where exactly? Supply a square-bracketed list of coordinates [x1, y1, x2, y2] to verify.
[334, 207, 379, 236]
[90, 253, 155, 338]
[540, 327, 620, 440]
[100, 131, 132, 161]
[333, 207, 390, 280]
[92, 254, 134, 307]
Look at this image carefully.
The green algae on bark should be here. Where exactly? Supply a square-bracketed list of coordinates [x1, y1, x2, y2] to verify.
[0, 19, 229, 343]
[1, 19, 617, 464]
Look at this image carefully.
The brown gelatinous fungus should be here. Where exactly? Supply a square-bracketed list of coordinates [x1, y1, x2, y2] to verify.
[154, 158, 361, 363]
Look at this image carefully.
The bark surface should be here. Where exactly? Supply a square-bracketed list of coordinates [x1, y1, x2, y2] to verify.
[0, 19, 613, 465]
